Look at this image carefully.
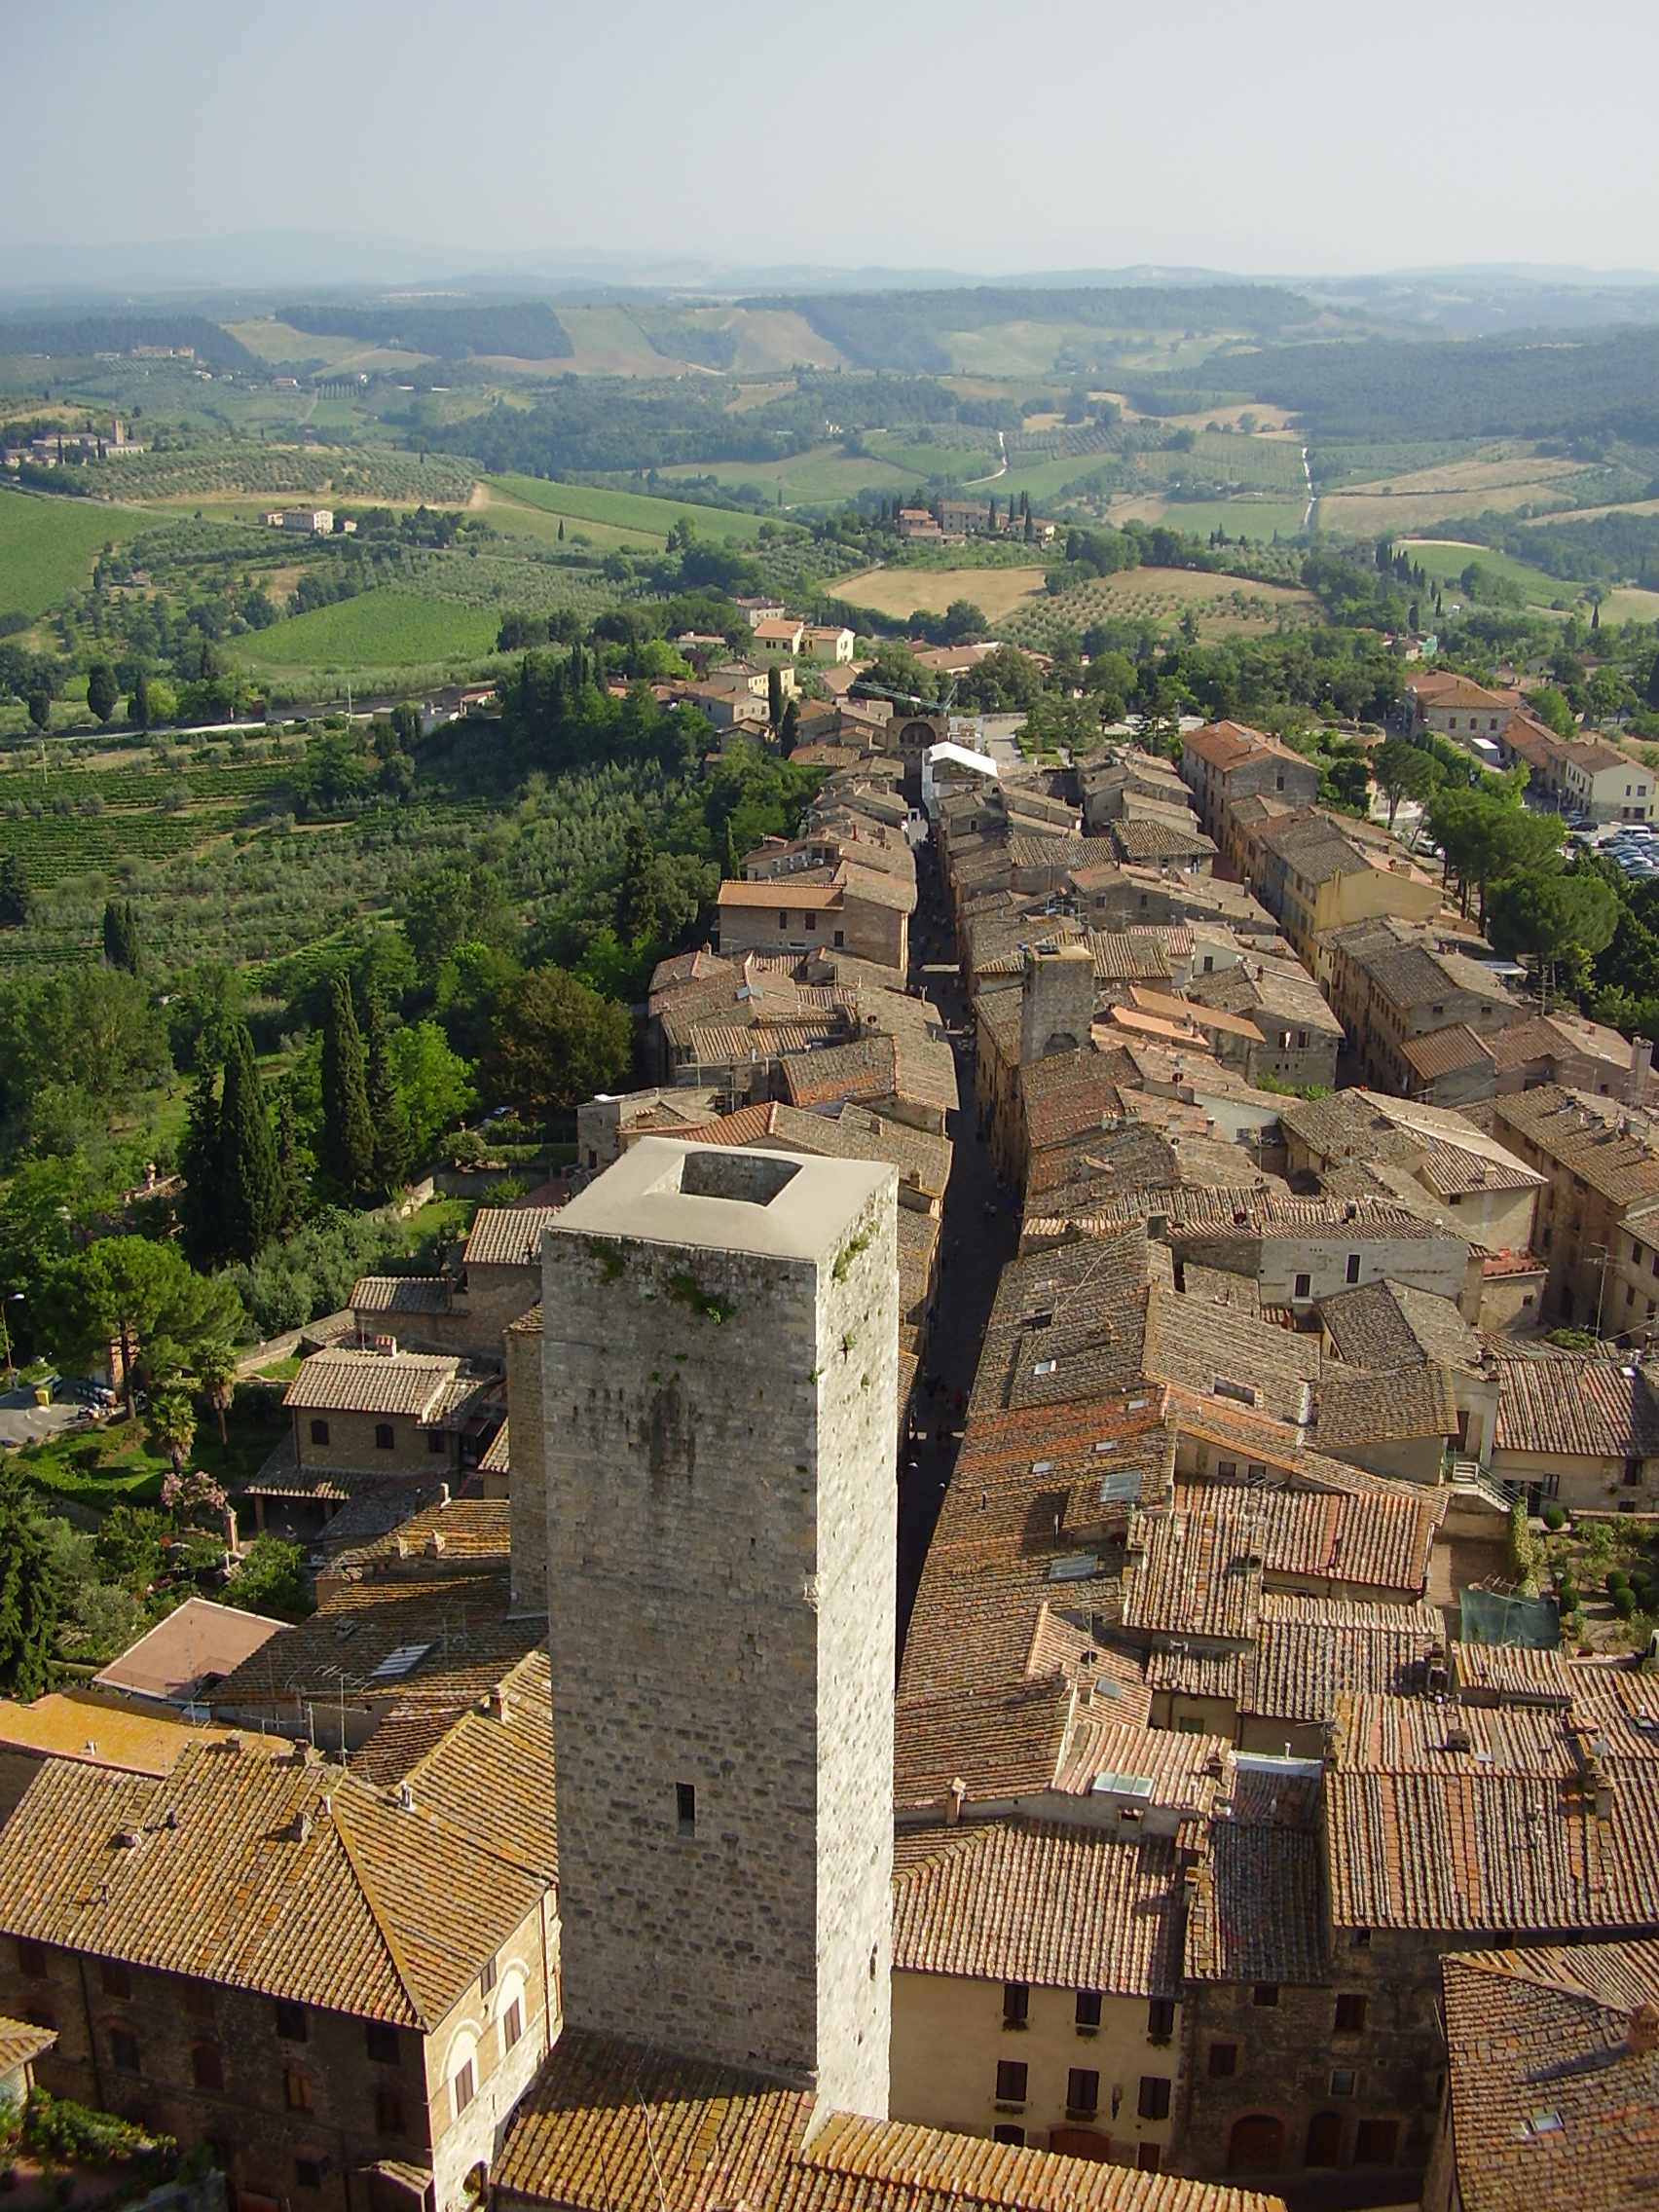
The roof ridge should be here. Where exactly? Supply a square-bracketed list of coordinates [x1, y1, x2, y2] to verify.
[326, 1784, 431, 2030]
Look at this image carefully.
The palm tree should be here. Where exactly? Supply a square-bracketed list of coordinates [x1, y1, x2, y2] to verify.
[150, 1390, 198, 1477]
[200, 1346, 238, 1449]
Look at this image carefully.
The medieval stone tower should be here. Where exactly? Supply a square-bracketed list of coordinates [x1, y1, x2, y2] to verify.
[541, 1138, 899, 2116]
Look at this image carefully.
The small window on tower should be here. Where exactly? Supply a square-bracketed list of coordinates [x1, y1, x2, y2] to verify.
[676, 1783, 696, 1836]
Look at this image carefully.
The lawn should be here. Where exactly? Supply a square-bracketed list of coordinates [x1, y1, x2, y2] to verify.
[229, 589, 502, 675]
[831, 565, 1053, 625]
[0, 489, 137, 618]
[17, 1398, 287, 1514]
[487, 473, 769, 541]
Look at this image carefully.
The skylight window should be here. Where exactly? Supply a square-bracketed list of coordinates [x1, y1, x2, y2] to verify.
[369, 1643, 433, 1681]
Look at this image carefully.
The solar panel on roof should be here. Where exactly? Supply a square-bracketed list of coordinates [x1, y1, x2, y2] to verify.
[1048, 1554, 1101, 1582]
[369, 1642, 432, 1680]
[1091, 1771, 1155, 1799]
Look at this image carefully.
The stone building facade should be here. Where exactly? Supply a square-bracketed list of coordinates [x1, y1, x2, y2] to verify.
[540, 1139, 900, 2114]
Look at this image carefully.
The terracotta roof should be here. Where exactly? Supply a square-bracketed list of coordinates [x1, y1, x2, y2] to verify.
[210, 1570, 542, 1722]
[0, 1689, 246, 1776]
[1323, 1761, 1659, 1935]
[0, 2015, 56, 2076]
[1440, 1943, 1659, 2212]
[326, 1496, 513, 1578]
[1450, 1642, 1573, 1711]
[1318, 1278, 1485, 1374]
[1181, 721, 1301, 773]
[669, 1100, 783, 1147]
[0, 1739, 547, 2029]
[1109, 818, 1216, 865]
[1401, 1024, 1495, 1082]
[92, 1597, 286, 1705]
[350, 1274, 454, 1315]
[1171, 1479, 1440, 1601]
[1313, 1361, 1458, 1449]
[1408, 673, 1515, 711]
[1251, 1594, 1439, 1721]
[495, 2032, 1285, 2212]
[283, 1350, 463, 1419]
[1490, 1086, 1659, 1212]
[892, 1821, 1183, 1997]
[1187, 1820, 1326, 1985]
[356, 1648, 556, 1880]
[1493, 1348, 1659, 1460]
[479, 1420, 511, 1476]
[463, 1205, 565, 1270]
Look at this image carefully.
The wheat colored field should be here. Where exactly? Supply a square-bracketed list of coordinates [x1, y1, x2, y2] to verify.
[832, 566, 1052, 623]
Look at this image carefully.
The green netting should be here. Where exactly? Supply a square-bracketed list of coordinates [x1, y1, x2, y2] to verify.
[1458, 1585, 1561, 1649]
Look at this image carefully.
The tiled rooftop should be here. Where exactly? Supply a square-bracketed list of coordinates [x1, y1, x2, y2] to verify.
[496, 2032, 1287, 2212]
[0, 1736, 547, 2029]
[1493, 1347, 1659, 1460]
[282, 1349, 463, 1418]
[892, 1820, 1182, 1998]
[1440, 1942, 1659, 2212]
[463, 1205, 567, 1270]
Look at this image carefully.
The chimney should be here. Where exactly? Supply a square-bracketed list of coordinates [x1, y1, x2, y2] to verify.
[1630, 1036, 1652, 1110]
[1629, 2002, 1659, 2056]
[375, 1333, 397, 1357]
[946, 1777, 967, 1825]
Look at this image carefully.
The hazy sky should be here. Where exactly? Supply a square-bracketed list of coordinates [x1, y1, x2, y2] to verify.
[10, 0, 1659, 279]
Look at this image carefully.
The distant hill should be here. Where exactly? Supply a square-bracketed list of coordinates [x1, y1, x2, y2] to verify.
[1126, 325, 1659, 444]
[0, 313, 259, 370]
[748, 284, 1340, 372]
[278, 300, 572, 361]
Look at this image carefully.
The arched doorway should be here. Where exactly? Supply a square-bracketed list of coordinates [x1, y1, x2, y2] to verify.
[1305, 2112, 1343, 2167]
[1049, 2129, 1112, 2161]
[1228, 2115, 1285, 2171]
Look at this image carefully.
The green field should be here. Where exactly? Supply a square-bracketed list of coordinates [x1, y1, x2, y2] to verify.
[1155, 499, 1309, 541]
[230, 590, 502, 674]
[486, 473, 768, 540]
[656, 445, 916, 509]
[0, 490, 136, 617]
[1397, 538, 1581, 608]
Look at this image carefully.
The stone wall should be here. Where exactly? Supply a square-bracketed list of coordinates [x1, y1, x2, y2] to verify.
[294, 1407, 458, 1480]
[504, 1310, 546, 1617]
[541, 1148, 897, 2113]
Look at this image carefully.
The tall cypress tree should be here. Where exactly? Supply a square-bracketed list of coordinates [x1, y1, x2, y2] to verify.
[321, 975, 375, 1198]
[218, 1024, 280, 1262]
[274, 1092, 306, 1235]
[102, 898, 141, 975]
[178, 1064, 223, 1266]
[363, 996, 408, 1198]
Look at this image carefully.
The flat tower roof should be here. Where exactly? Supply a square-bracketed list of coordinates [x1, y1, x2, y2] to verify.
[551, 1136, 894, 1264]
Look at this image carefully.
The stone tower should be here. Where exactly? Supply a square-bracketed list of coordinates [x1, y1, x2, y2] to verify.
[540, 1138, 899, 2115]
[1019, 940, 1095, 1064]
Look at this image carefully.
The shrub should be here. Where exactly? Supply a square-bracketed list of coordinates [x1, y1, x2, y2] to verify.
[1612, 1584, 1638, 1621]
[1556, 1576, 1579, 1613]
[22, 2088, 176, 2178]
[1507, 1498, 1538, 1588]
[1607, 1568, 1630, 1598]
[222, 1534, 309, 1621]
[1541, 1501, 1567, 1532]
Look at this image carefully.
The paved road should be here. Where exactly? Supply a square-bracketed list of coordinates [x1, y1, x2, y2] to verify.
[0, 1384, 92, 1451]
[896, 837, 1019, 1659]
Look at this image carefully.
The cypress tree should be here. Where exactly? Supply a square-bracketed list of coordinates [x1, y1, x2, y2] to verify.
[102, 898, 141, 975]
[274, 1093, 305, 1234]
[321, 975, 375, 1198]
[178, 1064, 223, 1266]
[363, 996, 409, 1198]
[217, 1024, 280, 1262]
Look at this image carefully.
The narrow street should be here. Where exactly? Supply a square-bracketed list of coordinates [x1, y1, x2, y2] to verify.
[897, 834, 1018, 1657]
